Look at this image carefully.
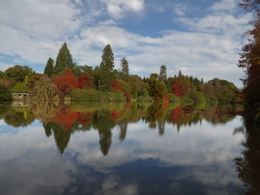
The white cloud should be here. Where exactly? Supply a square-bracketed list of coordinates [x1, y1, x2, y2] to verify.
[100, 0, 145, 19]
[173, 4, 188, 16]
[211, 0, 239, 12]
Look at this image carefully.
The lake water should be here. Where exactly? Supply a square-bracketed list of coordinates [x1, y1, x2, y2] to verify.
[0, 101, 258, 195]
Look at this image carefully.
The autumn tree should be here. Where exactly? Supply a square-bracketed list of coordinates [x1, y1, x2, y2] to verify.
[52, 75, 79, 94]
[44, 57, 54, 77]
[238, 1, 260, 104]
[112, 79, 132, 101]
[78, 73, 95, 89]
[33, 75, 57, 100]
[52, 42, 76, 76]
[147, 73, 168, 101]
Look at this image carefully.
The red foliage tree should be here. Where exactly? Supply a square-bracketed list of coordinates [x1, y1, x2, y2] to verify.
[78, 73, 95, 89]
[52, 75, 79, 94]
[60, 68, 74, 77]
[112, 79, 132, 101]
[171, 78, 183, 97]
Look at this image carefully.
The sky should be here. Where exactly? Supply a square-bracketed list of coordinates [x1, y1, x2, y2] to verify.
[0, 0, 253, 88]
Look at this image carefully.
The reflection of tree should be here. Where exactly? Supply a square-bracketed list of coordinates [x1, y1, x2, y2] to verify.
[4, 107, 34, 127]
[92, 110, 116, 156]
[119, 120, 127, 141]
[43, 122, 52, 137]
[234, 118, 260, 194]
[146, 103, 166, 129]
[51, 106, 78, 130]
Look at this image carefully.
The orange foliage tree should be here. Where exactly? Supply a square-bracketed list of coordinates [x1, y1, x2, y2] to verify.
[112, 79, 132, 101]
[78, 73, 95, 89]
[51, 69, 79, 94]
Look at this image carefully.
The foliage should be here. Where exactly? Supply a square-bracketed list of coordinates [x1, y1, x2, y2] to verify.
[171, 78, 183, 97]
[0, 84, 13, 101]
[147, 73, 168, 101]
[78, 73, 95, 89]
[0, 78, 16, 90]
[52, 74, 79, 94]
[158, 65, 167, 82]
[11, 82, 27, 93]
[70, 89, 99, 101]
[119, 57, 129, 81]
[96, 44, 115, 91]
[33, 75, 57, 100]
[4, 65, 32, 82]
[112, 79, 132, 101]
[44, 57, 54, 77]
[52, 42, 75, 76]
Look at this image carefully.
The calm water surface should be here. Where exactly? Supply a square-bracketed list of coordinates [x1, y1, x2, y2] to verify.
[0, 101, 259, 195]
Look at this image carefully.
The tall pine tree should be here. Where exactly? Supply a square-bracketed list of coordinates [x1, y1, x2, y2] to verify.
[120, 57, 129, 82]
[97, 44, 115, 91]
[53, 42, 75, 76]
[44, 57, 54, 77]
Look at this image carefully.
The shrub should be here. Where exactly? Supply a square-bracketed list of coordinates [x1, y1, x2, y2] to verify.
[0, 84, 13, 101]
[11, 82, 27, 93]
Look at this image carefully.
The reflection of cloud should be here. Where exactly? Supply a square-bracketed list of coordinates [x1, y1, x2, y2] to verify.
[0, 116, 245, 194]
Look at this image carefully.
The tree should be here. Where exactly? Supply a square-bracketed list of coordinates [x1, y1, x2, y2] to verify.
[0, 84, 12, 101]
[52, 42, 75, 76]
[4, 65, 32, 82]
[239, 0, 260, 14]
[171, 78, 183, 97]
[120, 57, 129, 82]
[33, 75, 57, 100]
[238, 1, 260, 105]
[44, 57, 54, 77]
[97, 44, 115, 91]
[78, 73, 95, 89]
[158, 65, 167, 82]
[52, 75, 79, 94]
[147, 73, 168, 101]
[112, 79, 132, 101]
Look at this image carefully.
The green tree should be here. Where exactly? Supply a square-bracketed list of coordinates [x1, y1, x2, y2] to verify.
[97, 44, 115, 91]
[158, 65, 167, 82]
[4, 65, 32, 82]
[0, 84, 12, 101]
[44, 57, 54, 77]
[53, 42, 75, 76]
[120, 57, 129, 82]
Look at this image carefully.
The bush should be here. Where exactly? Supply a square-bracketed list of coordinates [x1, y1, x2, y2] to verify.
[11, 82, 27, 93]
[0, 84, 13, 101]
[70, 89, 126, 102]
[70, 89, 98, 101]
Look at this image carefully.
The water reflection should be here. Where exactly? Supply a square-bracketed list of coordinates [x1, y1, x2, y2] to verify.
[0, 101, 244, 156]
[0, 101, 251, 194]
[234, 115, 260, 194]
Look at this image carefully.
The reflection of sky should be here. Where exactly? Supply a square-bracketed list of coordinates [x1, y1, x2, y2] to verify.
[0, 117, 245, 194]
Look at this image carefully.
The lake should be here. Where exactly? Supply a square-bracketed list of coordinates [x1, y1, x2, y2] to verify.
[0, 101, 259, 195]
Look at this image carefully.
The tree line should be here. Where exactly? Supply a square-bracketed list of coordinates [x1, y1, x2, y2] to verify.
[0, 42, 242, 103]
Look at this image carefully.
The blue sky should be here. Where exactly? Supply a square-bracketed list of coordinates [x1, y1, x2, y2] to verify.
[0, 0, 253, 88]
